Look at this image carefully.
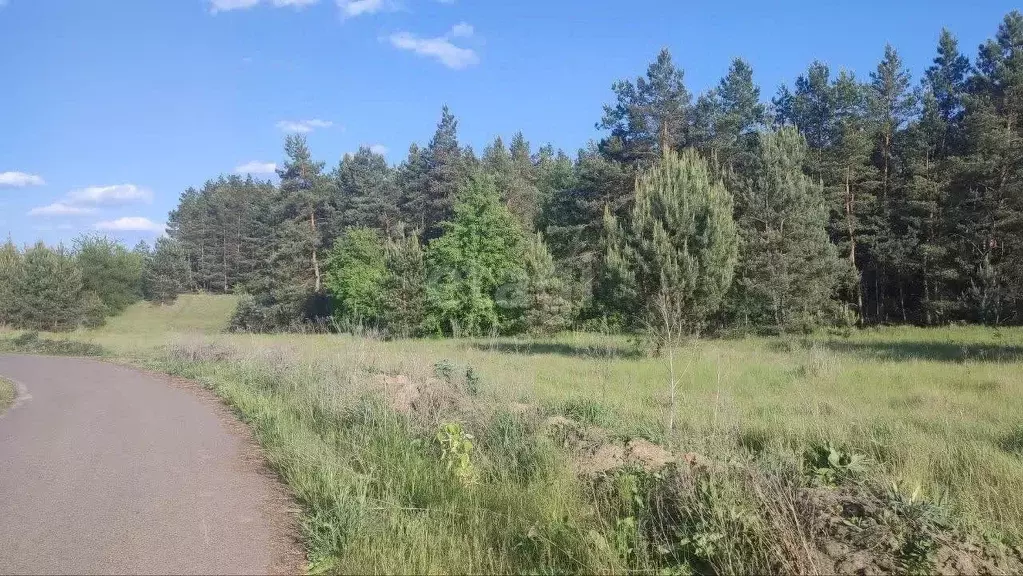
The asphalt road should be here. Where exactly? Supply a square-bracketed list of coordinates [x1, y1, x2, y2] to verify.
[0, 355, 299, 575]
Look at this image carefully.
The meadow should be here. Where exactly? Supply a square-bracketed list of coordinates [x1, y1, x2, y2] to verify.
[5, 294, 1023, 574]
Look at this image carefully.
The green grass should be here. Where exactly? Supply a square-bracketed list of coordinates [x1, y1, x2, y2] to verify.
[90, 293, 238, 338]
[0, 377, 14, 413]
[32, 298, 1023, 573]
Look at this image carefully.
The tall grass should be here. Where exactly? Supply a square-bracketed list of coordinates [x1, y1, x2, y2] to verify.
[0, 377, 14, 412]
[49, 300, 1023, 572]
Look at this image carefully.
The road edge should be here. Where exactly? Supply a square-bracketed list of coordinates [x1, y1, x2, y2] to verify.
[101, 357, 308, 575]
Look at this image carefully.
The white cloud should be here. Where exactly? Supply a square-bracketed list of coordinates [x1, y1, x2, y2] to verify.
[337, 0, 385, 18]
[67, 184, 153, 206]
[0, 171, 45, 187]
[276, 119, 333, 133]
[209, 0, 318, 12]
[450, 22, 473, 38]
[28, 203, 97, 217]
[208, 0, 260, 13]
[234, 161, 278, 175]
[95, 217, 165, 234]
[388, 32, 478, 69]
[369, 144, 388, 155]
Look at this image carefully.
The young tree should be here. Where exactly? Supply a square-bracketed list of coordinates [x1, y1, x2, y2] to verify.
[324, 228, 387, 326]
[426, 171, 525, 336]
[603, 149, 737, 431]
[521, 232, 573, 335]
[381, 228, 428, 337]
[602, 149, 738, 341]
[0, 239, 23, 327]
[143, 237, 190, 305]
[728, 127, 847, 331]
[74, 234, 145, 322]
[14, 243, 85, 331]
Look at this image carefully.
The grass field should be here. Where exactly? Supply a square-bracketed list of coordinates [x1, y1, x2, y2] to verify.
[0, 377, 14, 413]
[5, 295, 1023, 574]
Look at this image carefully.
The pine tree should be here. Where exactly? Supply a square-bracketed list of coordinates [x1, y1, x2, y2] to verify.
[867, 45, 918, 323]
[422, 106, 465, 241]
[397, 143, 429, 232]
[14, 243, 84, 331]
[277, 134, 331, 295]
[601, 149, 738, 340]
[381, 227, 428, 337]
[426, 171, 525, 336]
[692, 58, 766, 168]
[727, 127, 847, 331]
[599, 48, 691, 167]
[333, 147, 401, 236]
[949, 11, 1023, 323]
[0, 239, 23, 327]
[902, 30, 971, 323]
[521, 232, 573, 335]
[144, 237, 190, 305]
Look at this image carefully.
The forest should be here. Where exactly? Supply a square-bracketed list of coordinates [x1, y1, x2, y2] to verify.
[3, 11, 1022, 338]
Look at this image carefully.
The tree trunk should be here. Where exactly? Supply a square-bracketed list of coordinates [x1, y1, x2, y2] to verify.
[310, 212, 321, 292]
[845, 169, 863, 319]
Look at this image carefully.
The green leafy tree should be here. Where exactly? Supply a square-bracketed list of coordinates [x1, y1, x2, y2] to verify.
[426, 171, 525, 336]
[74, 234, 145, 323]
[727, 127, 847, 331]
[324, 228, 387, 325]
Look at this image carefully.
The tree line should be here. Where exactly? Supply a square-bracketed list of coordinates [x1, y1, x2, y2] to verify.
[6, 12, 1022, 336]
[0, 235, 187, 331]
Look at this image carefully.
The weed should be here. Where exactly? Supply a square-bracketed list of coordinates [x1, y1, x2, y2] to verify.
[433, 359, 455, 383]
[436, 422, 477, 486]
[464, 365, 482, 396]
[805, 442, 869, 486]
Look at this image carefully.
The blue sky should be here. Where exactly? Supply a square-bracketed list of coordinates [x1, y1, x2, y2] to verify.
[0, 0, 1017, 246]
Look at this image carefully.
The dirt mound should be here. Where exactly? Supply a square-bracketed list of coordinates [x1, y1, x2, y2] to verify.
[543, 415, 678, 475]
[374, 374, 459, 420]
[801, 485, 1023, 575]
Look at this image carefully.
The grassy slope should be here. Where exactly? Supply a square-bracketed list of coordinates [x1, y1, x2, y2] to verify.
[66, 297, 1023, 573]
[91, 293, 238, 337]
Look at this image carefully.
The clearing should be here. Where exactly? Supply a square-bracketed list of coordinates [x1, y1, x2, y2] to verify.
[3, 295, 1022, 574]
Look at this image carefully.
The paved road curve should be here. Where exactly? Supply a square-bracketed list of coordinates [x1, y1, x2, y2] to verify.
[0, 355, 299, 575]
